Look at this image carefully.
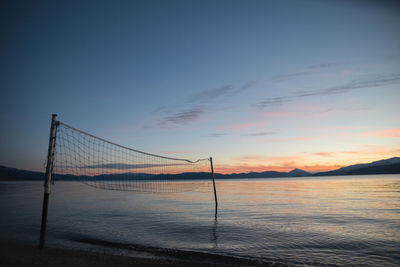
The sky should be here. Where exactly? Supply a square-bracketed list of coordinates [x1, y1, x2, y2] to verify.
[1, 0, 399, 174]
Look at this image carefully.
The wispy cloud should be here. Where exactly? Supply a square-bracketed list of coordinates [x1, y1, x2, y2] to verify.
[239, 80, 257, 91]
[257, 96, 291, 107]
[267, 136, 314, 142]
[221, 121, 265, 131]
[160, 108, 203, 125]
[258, 73, 400, 107]
[189, 84, 234, 102]
[269, 62, 336, 83]
[366, 128, 400, 138]
[341, 151, 362, 155]
[313, 152, 336, 157]
[270, 71, 314, 81]
[307, 63, 336, 69]
[313, 125, 365, 131]
[232, 154, 304, 164]
[218, 153, 345, 173]
[159, 84, 235, 126]
[151, 106, 169, 115]
[260, 108, 334, 118]
[209, 133, 228, 137]
[242, 132, 276, 137]
[155, 80, 257, 127]
[311, 146, 399, 157]
[232, 155, 270, 161]
[189, 80, 257, 103]
[227, 154, 325, 172]
[340, 146, 400, 156]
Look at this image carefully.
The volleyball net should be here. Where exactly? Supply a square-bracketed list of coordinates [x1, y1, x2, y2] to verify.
[40, 114, 217, 248]
[52, 121, 213, 193]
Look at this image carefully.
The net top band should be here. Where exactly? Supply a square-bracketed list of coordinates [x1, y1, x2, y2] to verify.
[58, 121, 210, 163]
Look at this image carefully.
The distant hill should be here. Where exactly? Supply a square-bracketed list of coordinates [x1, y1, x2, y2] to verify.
[215, 169, 311, 179]
[289, 168, 311, 177]
[347, 163, 400, 175]
[314, 157, 400, 176]
[0, 166, 43, 181]
[0, 157, 399, 181]
[0, 166, 311, 181]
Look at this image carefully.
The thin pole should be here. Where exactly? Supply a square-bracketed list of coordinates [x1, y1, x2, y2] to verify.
[39, 114, 58, 249]
[210, 157, 218, 210]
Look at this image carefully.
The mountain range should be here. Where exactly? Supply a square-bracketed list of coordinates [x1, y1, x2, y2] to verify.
[0, 157, 399, 181]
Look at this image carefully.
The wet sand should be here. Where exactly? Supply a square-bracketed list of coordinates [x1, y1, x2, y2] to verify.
[0, 240, 259, 267]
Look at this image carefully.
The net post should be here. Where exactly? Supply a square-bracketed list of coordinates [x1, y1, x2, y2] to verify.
[39, 114, 58, 249]
[210, 157, 218, 211]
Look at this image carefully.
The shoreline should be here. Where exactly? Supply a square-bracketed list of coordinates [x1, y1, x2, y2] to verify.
[0, 240, 265, 267]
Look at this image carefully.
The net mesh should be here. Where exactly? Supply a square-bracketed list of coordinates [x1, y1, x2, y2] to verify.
[53, 122, 211, 193]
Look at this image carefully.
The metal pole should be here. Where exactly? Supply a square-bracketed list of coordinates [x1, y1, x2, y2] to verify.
[210, 157, 218, 210]
[39, 114, 58, 249]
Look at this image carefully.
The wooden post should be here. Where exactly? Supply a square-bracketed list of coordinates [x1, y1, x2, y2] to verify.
[39, 114, 58, 249]
[210, 157, 218, 211]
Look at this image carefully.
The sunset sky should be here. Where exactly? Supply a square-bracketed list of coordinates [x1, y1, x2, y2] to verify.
[1, 0, 399, 173]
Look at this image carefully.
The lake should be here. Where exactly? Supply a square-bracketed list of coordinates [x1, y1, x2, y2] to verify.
[0, 175, 399, 266]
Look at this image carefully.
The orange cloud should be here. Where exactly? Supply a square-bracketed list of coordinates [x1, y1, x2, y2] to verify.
[366, 128, 400, 138]
[339, 146, 400, 159]
[214, 162, 343, 174]
[300, 164, 343, 172]
[232, 154, 303, 163]
[313, 125, 365, 132]
[311, 146, 398, 158]
[214, 164, 291, 174]
[227, 155, 308, 173]
[215, 145, 400, 174]
[313, 152, 336, 157]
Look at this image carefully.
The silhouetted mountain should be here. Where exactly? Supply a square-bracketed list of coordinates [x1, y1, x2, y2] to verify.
[0, 157, 399, 181]
[288, 168, 310, 177]
[0, 165, 310, 181]
[314, 157, 400, 176]
[0, 166, 43, 181]
[347, 163, 400, 175]
[215, 171, 284, 179]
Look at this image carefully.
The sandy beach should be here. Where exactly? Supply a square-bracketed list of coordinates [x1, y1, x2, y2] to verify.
[0, 240, 262, 267]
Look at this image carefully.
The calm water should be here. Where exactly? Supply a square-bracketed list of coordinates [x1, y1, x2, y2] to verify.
[0, 175, 399, 266]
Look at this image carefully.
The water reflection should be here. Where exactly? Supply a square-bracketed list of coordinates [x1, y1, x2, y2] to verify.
[1, 175, 400, 266]
[212, 209, 218, 248]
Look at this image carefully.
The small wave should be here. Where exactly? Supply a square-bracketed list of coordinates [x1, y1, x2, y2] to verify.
[73, 236, 276, 266]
